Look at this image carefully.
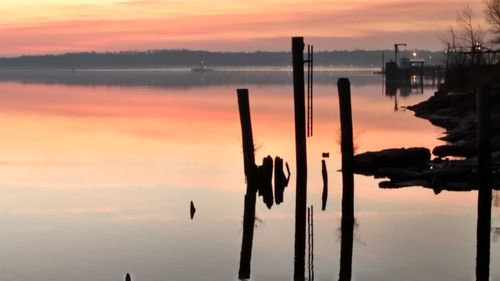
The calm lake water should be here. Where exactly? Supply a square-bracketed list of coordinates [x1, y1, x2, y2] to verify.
[0, 69, 498, 281]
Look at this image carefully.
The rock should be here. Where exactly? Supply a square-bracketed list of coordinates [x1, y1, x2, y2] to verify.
[432, 144, 476, 158]
[353, 147, 431, 175]
[374, 167, 423, 180]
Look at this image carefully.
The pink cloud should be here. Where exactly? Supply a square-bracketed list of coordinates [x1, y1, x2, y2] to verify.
[0, 0, 480, 55]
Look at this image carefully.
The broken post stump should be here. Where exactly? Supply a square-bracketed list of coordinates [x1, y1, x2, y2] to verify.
[274, 156, 290, 205]
[258, 156, 274, 209]
[237, 88, 258, 280]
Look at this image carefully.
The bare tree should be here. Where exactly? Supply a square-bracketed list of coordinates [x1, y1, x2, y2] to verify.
[456, 3, 485, 48]
[485, 0, 500, 43]
[441, 3, 485, 50]
[439, 25, 459, 51]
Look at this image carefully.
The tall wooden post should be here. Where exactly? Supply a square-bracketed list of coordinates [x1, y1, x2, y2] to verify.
[338, 78, 354, 222]
[292, 36, 308, 281]
[476, 84, 492, 281]
[237, 89, 258, 280]
[337, 78, 355, 281]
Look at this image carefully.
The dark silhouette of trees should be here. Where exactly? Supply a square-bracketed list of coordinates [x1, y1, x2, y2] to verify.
[441, 3, 485, 51]
[485, 0, 500, 44]
[457, 3, 485, 47]
[0, 49, 444, 69]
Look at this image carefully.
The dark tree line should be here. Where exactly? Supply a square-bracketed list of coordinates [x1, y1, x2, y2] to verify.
[0, 49, 445, 69]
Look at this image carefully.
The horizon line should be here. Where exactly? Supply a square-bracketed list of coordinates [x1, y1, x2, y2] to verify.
[1, 47, 447, 59]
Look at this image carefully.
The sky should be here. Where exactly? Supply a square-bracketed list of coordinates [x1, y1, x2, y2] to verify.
[0, 0, 488, 56]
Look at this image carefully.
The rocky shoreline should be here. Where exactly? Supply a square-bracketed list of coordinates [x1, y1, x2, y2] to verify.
[353, 85, 500, 193]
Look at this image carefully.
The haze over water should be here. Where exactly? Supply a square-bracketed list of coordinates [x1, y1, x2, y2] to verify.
[0, 69, 498, 280]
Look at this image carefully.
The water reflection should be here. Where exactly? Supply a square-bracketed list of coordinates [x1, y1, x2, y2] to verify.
[494, 191, 500, 243]
[0, 70, 496, 281]
[0, 68, 381, 89]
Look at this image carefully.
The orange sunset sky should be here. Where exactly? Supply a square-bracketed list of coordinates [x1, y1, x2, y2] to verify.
[0, 0, 487, 56]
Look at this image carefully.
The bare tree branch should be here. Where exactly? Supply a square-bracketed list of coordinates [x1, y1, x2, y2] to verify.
[457, 3, 485, 47]
[485, 0, 500, 43]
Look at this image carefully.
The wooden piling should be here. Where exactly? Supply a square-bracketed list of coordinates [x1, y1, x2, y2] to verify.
[337, 78, 354, 222]
[292, 36, 308, 281]
[337, 78, 355, 281]
[237, 88, 258, 280]
[475, 84, 492, 281]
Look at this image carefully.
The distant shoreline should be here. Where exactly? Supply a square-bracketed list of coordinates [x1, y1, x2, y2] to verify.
[0, 49, 445, 69]
[0, 66, 382, 72]
[0, 67, 384, 88]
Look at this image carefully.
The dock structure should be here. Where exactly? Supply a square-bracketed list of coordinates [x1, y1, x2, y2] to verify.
[384, 43, 445, 84]
[385, 60, 444, 80]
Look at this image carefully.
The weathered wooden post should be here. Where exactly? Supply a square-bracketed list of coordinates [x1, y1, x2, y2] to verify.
[476, 84, 492, 281]
[337, 78, 355, 281]
[292, 36, 308, 281]
[237, 88, 258, 280]
[338, 78, 354, 222]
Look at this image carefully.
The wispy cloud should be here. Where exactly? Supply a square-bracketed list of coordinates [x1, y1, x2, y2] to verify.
[114, 213, 176, 222]
[0, 0, 485, 55]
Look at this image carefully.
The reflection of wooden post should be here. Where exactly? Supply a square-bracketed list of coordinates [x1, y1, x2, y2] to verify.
[307, 205, 315, 281]
[307, 207, 311, 281]
[339, 213, 354, 281]
[237, 88, 258, 280]
[292, 36, 308, 281]
[321, 160, 328, 211]
[310, 205, 314, 281]
[337, 78, 355, 281]
[476, 84, 492, 281]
